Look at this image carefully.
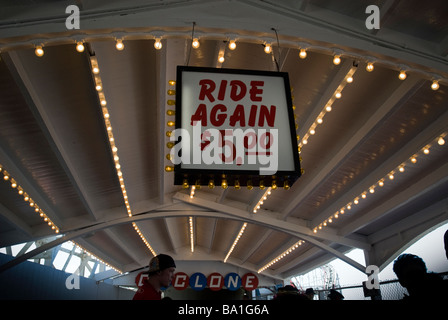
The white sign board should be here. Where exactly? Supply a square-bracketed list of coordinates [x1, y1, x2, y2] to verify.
[172, 66, 301, 187]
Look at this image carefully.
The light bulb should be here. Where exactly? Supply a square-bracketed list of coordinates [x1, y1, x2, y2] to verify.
[192, 38, 200, 49]
[299, 49, 307, 59]
[398, 71, 407, 80]
[35, 46, 44, 57]
[221, 179, 228, 189]
[154, 38, 162, 50]
[335, 92, 342, 99]
[76, 42, 85, 52]
[218, 55, 225, 63]
[431, 80, 439, 90]
[366, 62, 374, 72]
[92, 66, 100, 74]
[423, 147, 430, 154]
[438, 137, 445, 145]
[115, 39, 124, 51]
[264, 43, 272, 54]
[228, 40, 236, 50]
[333, 55, 341, 65]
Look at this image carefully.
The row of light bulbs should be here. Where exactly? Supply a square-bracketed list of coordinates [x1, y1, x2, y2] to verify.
[89, 54, 157, 259]
[71, 241, 123, 274]
[90, 56, 132, 218]
[312, 134, 446, 234]
[30, 32, 445, 92]
[299, 66, 357, 148]
[189, 216, 195, 253]
[258, 240, 305, 273]
[224, 222, 247, 263]
[0, 165, 60, 234]
[34, 38, 164, 57]
[133, 222, 157, 256]
[252, 187, 272, 213]
[0, 155, 128, 273]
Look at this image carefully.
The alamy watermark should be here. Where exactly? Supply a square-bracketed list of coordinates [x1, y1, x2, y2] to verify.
[169, 122, 279, 175]
[64, 4, 381, 31]
[365, 5, 380, 30]
[65, 271, 80, 290]
[365, 265, 380, 289]
[65, 5, 80, 30]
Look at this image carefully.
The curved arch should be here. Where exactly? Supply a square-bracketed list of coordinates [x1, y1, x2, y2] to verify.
[0, 205, 367, 274]
[378, 219, 448, 272]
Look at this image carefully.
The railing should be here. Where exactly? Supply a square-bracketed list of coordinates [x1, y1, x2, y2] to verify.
[314, 271, 448, 300]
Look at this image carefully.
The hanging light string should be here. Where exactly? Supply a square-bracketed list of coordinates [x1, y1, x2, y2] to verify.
[258, 240, 305, 273]
[0, 164, 60, 234]
[252, 187, 272, 213]
[298, 65, 357, 148]
[89, 54, 156, 257]
[224, 222, 247, 263]
[189, 216, 195, 253]
[19, 31, 444, 90]
[312, 133, 447, 234]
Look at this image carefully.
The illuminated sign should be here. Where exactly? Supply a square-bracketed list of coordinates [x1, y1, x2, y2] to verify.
[171, 272, 258, 291]
[171, 66, 301, 188]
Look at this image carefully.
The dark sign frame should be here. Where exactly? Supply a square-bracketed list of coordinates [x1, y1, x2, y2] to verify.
[173, 65, 301, 188]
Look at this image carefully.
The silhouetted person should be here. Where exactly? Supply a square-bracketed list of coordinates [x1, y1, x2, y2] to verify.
[328, 289, 344, 300]
[393, 253, 447, 301]
[133, 254, 176, 300]
[305, 288, 315, 300]
[274, 285, 309, 301]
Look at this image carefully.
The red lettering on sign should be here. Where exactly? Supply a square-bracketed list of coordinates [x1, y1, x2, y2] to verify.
[207, 273, 224, 291]
[242, 273, 259, 290]
[199, 79, 216, 102]
[249, 81, 264, 101]
[229, 80, 247, 101]
[173, 272, 189, 290]
[191, 103, 207, 126]
[210, 104, 227, 126]
[229, 104, 245, 127]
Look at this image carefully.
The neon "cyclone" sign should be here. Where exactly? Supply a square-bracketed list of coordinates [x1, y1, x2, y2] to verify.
[172, 272, 258, 291]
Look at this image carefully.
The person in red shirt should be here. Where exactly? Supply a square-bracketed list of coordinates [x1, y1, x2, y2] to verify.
[133, 254, 176, 300]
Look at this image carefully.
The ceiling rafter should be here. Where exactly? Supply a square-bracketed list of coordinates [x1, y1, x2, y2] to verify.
[284, 75, 422, 220]
[4, 50, 100, 222]
[172, 192, 370, 249]
[311, 107, 448, 230]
